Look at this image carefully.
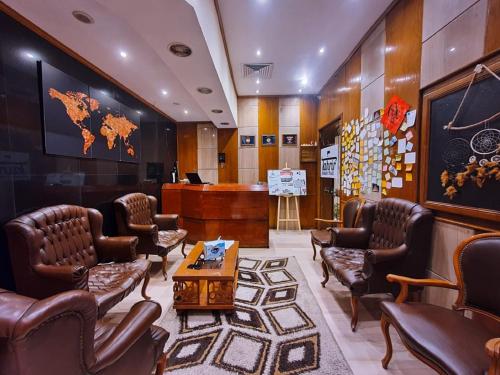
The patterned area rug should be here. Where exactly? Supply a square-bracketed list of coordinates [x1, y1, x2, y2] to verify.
[160, 257, 352, 375]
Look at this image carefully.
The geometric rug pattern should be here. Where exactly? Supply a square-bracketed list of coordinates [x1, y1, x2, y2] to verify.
[160, 257, 352, 374]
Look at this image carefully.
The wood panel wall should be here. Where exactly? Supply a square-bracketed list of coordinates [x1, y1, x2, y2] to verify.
[177, 122, 198, 180]
[384, 0, 423, 202]
[299, 96, 318, 228]
[218, 128, 238, 183]
[258, 97, 280, 227]
[485, 0, 500, 54]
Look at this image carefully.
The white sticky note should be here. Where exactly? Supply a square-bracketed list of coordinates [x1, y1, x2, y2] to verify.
[406, 110, 416, 127]
[397, 139, 407, 154]
[406, 141, 414, 152]
[392, 177, 403, 188]
[406, 130, 414, 141]
[385, 156, 392, 164]
[405, 152, 416, 164]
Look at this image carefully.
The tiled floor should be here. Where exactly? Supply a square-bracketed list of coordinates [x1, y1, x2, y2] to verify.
[108, 230, 433, 375]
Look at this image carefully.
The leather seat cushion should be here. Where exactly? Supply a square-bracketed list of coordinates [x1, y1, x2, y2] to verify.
[158, 229, 188, 253]
[381, 301, 495, 375]
[89, 259, 150, 317]
[321, 246, 367, 294]
[311, 230, 332, 247]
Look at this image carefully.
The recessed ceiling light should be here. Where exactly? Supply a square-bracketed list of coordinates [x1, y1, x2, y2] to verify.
[72, 10, 94, 24]
[256, 89, 260, 94]
[449, 47, 456, 52]
[161, 89, 168, 96]
[211, 109, 223, 114]
[220, 122, 229, 126]
[298, 88, 302, 93]
[169, 43, 192, 57]
[184, 109, 189, 114]
[197, 87, 213, 94]
[100, 90, 108, 95]
[120, 50, 127, 58]
[256, 79, 260, 84]
[319, 47, 325, 54]
[301, 76, 308, 86]
[136, 110, 142, 115]
[25, 52, 35, 59]
[256, 49, 261, 56]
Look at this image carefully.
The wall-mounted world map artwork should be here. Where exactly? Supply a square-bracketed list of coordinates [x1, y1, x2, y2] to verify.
[40, 62, 141, 162]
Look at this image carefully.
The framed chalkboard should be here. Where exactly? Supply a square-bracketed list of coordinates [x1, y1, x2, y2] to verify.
[420, 54, 500, 222]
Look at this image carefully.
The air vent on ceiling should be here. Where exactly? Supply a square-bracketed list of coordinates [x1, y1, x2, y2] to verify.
[242, 63, 273, 79]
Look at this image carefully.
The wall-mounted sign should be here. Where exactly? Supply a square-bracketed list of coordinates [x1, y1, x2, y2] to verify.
[320, 145, 339, 179]
[240, 135, 256, 147]
[261, 134, 276, 146]
[282, 134, 297, 146]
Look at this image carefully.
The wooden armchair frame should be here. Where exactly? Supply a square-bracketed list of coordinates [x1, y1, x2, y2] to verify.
[381, 233, 500, 374]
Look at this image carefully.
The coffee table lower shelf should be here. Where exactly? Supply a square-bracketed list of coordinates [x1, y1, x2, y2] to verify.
[173, 272, 238, 311]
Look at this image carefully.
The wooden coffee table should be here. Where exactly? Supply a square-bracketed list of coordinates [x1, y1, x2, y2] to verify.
[172, 241, 239, 311]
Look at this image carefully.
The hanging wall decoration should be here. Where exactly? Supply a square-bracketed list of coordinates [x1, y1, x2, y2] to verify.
[420, 55, 500, 222]
[381, 95, 410, 135]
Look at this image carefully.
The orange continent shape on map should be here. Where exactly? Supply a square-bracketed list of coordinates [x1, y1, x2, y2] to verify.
[101, 113, 138, 156]
[48, 88, 97, 154]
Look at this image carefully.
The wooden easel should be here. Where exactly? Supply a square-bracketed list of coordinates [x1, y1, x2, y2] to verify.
[276, 164, 301, 231]
[276, 194, 301, 231]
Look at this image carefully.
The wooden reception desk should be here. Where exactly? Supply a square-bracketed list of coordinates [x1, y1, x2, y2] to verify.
[161, 183, 269, 247]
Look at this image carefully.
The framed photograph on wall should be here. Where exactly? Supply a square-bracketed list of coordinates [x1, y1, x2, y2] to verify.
[240, 135, 256, 147]
[282, 134, 297, 146]
[420, 54, 500, 223]
[262, 134, 276, 146]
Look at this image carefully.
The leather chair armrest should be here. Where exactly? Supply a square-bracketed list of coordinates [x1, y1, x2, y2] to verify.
[486, 338, 500, 375]
[365, 245, 408, 264]
[153, 214, 179, 231]
[32, 264, 89, 290]
[386, 273, 458, 303]
[93, 300, 162, 372]
[128, 223, 158, 236]
[95, 236, 138, 263]
[331, 227, 370, 248]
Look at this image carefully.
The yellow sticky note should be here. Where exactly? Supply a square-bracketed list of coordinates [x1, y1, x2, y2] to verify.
[405, 173, 413, 181]
[382, 188, 387, 196]
[382, 180, 387, 188]
[405, 164, 413, 172]
[395, 154, 402, 161]
[396, 163, 402, 171]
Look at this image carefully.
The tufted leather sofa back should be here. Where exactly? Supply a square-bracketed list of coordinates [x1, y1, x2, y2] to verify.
[342, 198, 363, 228]
[114, 193, 153, 234]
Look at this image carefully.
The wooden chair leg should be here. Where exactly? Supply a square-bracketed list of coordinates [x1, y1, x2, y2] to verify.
[350, 295, 359, 332]
[155, 352, 167, 375]
[381, 314, 393, 369]
[145, 253, 150, 259]
[311, 239, 317, 261]
[162, 255, 168, 281]
[321, 261, 330, 287]
[141, 271, 151, 300]
[181, 240, 187, 258]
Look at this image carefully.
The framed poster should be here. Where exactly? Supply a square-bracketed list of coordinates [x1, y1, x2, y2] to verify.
[320, 145, 339, 178]
[240, 135, 256, 147]
[267, 169, 307, 196]
[282, 134, 297, 146]
[261, 134, 276, 146]
[420, 54, 500, 222]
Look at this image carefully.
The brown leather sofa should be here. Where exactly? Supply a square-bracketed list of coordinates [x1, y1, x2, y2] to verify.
[380, 233, 500, 375]
[320, 198, 433, 331]
[0, 288, 168, 375]
[5, 205, 151, 318]
[114, 192, 188, 280]
[310, 197, 364, 260]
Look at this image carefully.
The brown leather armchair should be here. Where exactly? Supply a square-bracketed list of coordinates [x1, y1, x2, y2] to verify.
[320, 198, 433, 331]
[380, 233, 500, 375]
[5, 205, 151, 318]
[114, 192, 188, 280]
[0, 288, 168, 375]
[310, 197, 364, 260]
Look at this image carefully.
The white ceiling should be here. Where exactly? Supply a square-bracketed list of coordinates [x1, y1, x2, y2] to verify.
[4, 0, 237, 127]
[217, 0, 393, 96]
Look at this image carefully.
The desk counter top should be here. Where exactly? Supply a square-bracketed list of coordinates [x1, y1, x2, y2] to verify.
[162, 183, 268, 192]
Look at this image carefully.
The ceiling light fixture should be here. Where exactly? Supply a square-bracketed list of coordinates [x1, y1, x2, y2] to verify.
[256, 49, 261, 57]
[184, 109, 189, 115]
[197, 87, 213, 94]
[220, 122, 229, 126]
[161, 89, 168, 96]
[211, 109, 223, 114]
[256, 78, 260, 84]
[298, 88, 302, 93]
[319, 47, 325, 54]
[25, 52, 35, 59]
[256, 89, 260, 94]
[301, 76, 308, 86]
[136, 110, 142, 115]
[72, 10, 94, 24]
[449, 47, 456, 52]
[169, 43, 192, 57]
[120, 50, 127, 58]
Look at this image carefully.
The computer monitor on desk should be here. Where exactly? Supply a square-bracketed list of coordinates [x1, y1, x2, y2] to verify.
[186, 172, 204, 184]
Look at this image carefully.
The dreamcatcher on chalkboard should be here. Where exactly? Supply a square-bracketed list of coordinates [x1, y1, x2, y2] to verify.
[440, 64, 500, 200]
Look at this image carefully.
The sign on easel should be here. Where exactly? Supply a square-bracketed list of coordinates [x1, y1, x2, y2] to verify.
[320, 145, 339, 178]
[267, 169, 306, 196]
